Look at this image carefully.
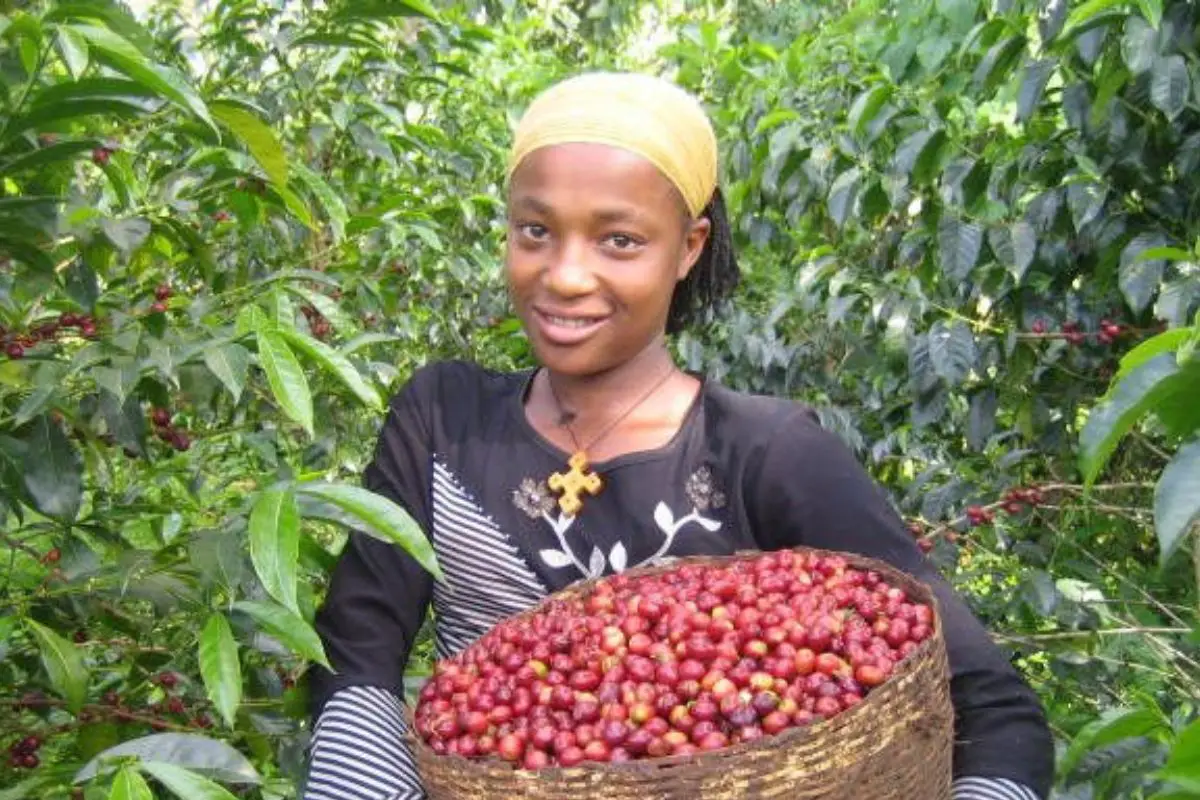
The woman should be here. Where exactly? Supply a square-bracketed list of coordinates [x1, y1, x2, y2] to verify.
[303, 72, 1054, 800]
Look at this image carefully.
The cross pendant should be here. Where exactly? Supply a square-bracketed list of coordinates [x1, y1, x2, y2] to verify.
[547, 452, 604, 516]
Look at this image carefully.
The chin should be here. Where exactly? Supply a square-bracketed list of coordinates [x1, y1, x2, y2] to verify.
[531, 345, 617, 378]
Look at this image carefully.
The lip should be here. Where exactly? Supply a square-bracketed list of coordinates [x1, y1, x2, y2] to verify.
[531, 307, 611, 346]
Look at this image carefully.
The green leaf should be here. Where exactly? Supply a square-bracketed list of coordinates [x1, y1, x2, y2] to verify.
[1157, 718, 1200, 791]
[284, 285, 355, 337]
[25, 618, 89, 713]
[1021, 569, 1058, 615]
[275, 184, 315, 229]
[108, 766, 153, 800]
[927, 320, 977, 385]
[1136, 247, 1194, 263]
[291, 163, 347, 243]
[1134, 0, 1163, 26]
[66, 24, 213, 130]
[333, 0, 444, 22]
[56, 26, 89, 78]
[102, 217, 151, 253]
[231, 601, 330, 668]
[1067, 181, 1107, 232]
[76, 733, 260, 784]
[277, 328, 383, 411]
[236, 304, 271, 337]
[249, 487, 300, 614]
[1120, 234, 1168, 313]
[139, 762, 239, 800]
[893, 128, 946, 183]
[1150, 55, 1190, 120]
[22, 414, 82, 521]
[1154, 439, 1200, 565]
[1122, 16, 1157, 73]
[847, 85, 892, 136]
[255, 329, 314, 437]
[973, 35, 1027, 96]
[210, 101, 288, 189]
[1080, 353, 1182, 483]
[938, 217, 983, 282]
[1017, 58, 1054, 123]
[15, 385, 56, 428]
[296, 482, 441, 580]
[1117, 328, 1191, 380]
[753, 108, 799, 135]
[990, 221, 1038, 283]
[1065, 0, 1128, 33]
[198, 614, 242, 729]
[1060, 706, 1167, 780]
[0, 139, 104, 176]
[826, 167, 861, 228]
[341, 332, 403, 355]
[203, 343, 250, 404]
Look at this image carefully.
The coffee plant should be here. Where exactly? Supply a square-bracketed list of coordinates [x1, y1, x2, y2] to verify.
[0, 0, 1197, 798]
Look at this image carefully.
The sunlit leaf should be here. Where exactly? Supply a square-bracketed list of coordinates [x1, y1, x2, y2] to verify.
[296, 482, 441, 580]
[255, 329, 313, 437]
[198, 614, 242, 729]
[25, 619, 89, 713]
[249, 487, 300, 614]
[1154, 439, 1200, 565]
[231, 601, 330, 669]
[75, 733, 260, 784]
[210, 100, 288, 189]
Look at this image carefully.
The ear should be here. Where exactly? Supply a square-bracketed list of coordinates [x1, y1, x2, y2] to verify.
[677, 216, 711, 282]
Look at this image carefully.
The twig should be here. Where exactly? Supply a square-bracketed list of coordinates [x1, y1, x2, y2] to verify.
[995, 627, 1192, 641]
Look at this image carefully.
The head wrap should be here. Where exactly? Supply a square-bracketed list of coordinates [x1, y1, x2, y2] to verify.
[507, 72, 718, 218]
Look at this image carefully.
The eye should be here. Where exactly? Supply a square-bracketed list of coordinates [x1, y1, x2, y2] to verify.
[605, 233, 643, 251]
[517, 222, 549, 241]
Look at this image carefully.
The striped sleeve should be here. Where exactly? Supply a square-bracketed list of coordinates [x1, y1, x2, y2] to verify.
[952, 776, 1042, 800]
[303, 686, 424, 800]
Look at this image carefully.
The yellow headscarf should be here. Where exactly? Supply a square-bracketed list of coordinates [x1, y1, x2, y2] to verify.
[507, 72, 719, 218]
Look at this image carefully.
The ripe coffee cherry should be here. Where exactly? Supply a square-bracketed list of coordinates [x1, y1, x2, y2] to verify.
[415, 549, 937, 767]
[150, 301, 168, 314]
[6, 342, 24, 359]
[91, 147, 111, 166]
[156, 672, 179, 689]
[43, 548, 61, 564]
[151, 408, 171, 428]
[155, 284, 172, 301]
[1030, 319, 1047, 334]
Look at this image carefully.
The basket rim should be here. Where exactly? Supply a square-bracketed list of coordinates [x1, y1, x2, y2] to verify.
[408, 545, 949, 780]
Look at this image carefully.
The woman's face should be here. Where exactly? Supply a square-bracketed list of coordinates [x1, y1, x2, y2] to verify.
[505, 143, 710, 378]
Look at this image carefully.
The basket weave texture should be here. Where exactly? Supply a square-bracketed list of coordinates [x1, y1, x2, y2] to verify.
[410, 548, 953, 800]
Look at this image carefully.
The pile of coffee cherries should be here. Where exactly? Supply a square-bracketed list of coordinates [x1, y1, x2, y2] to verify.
[415, 551, 936, 770]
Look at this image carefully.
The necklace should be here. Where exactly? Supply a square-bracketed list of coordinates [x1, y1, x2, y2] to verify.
[543, 364, 678, 516]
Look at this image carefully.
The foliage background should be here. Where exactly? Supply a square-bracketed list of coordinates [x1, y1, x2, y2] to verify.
[0, 0, 1198, 797]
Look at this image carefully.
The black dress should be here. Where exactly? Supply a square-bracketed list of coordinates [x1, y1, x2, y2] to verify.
[303, 360, 1053, 800]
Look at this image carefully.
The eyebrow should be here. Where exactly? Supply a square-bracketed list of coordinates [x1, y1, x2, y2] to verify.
[510, 195, 649, 225]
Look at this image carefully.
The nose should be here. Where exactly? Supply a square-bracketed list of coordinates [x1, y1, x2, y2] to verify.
[543, 238, 598, 298]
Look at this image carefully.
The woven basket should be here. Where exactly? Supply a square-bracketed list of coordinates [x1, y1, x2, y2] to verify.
[409, 548, 953, 799]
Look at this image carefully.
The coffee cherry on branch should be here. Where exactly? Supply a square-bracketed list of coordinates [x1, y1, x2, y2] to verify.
[155, 283, 173, 301]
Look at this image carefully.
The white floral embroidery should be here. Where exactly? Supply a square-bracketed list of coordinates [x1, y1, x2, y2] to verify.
[535, 500, 721, 578]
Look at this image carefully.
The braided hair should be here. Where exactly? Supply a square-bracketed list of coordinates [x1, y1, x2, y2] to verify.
[667, 188, 740, 335]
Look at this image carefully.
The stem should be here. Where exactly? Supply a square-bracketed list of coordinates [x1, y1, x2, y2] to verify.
[1193, 523, 1200, 614]
[997, 626, 1192, 641]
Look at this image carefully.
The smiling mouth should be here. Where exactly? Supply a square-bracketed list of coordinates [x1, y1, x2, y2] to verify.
[542, 313, 604, 328]
[532, 308, 610, 343]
